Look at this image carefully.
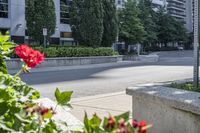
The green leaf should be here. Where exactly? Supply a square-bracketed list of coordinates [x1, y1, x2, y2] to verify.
[15, 114, 31, 124]
[43, 110, 53, 119]
[1, 42, 15, 51]
[0, 35, 9, 43]
[55, 88, 73, 106]
[114, 112, 130, 122]
[90, 114, 102, 128]
[29, 90, 40, 100]
[83, 112, 90, 132]
[0, 58, 8, 74]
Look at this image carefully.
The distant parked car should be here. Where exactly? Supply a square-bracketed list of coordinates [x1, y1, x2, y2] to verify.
[177, 46, 184, 50]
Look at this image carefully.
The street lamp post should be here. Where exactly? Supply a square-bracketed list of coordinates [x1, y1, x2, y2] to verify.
[193, 0, 199, 87]
[43, 28, 47, 48]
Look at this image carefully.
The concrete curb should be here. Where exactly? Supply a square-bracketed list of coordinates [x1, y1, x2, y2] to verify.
[6, 56, 122, 70]
[8, 61, 142, 74]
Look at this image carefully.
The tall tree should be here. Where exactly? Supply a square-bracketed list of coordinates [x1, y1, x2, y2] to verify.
[173, 19, 188, 43]
[70, 0, 104, 47]
[70, 0, 83, 44]
[101, 0, 118, 47]
[155, 8, 175, 45]
[138, 0, 157, 45]
[26, 0, 56, 44]
[118, 0, 145, 45]
[156, 8, 188, 46]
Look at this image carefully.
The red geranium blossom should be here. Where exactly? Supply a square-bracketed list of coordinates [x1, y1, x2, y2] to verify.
[138, 120, 147, 133]
[15, 44, 44, 68]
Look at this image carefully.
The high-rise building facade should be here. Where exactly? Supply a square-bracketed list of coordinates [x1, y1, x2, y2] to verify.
[166, 0, 193, 32]
[152, 0, 167, 10]
[0, 0, 73, 44]
[166, 0, 186, 22]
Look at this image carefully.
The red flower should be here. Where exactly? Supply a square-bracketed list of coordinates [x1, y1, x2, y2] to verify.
[15, 44, 44, 68]
[138, 120, 147, 133]
[40, 108, 49, 116]
[132, 119, 139, 128]
[118, 118, 125, 128]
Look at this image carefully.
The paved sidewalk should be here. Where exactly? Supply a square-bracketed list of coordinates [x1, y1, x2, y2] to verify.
[70, 92, 132, 121]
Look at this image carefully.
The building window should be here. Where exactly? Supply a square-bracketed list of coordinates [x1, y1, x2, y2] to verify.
[118, 0, 121, 5]
[60, 32, 72, 38]
[0, 0, 8, 18]
[60, 0, 72, 24]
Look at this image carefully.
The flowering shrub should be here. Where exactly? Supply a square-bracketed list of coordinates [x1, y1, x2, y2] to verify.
[73, 112, 151, 133]
[0, 34, 151, 132]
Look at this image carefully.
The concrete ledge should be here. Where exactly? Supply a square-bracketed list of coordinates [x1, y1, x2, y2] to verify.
[122, 55, 159, 62]
[137, 54, 159, 62]
[126, 85, 200, 133]
[6, 56, 120, 70]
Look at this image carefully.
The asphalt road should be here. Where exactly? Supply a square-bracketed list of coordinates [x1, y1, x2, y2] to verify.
[20, 50, 195, 99]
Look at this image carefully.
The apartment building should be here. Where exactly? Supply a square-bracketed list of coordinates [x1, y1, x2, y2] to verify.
[0, 0, 73, 44]
[152, 0, 167, 10]
[166, 0, 193, 32]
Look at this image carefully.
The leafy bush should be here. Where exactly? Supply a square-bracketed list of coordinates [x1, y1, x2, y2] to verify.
[0, 36, 72, 132]
[74, 112, 152, 133]
[0, 33, 15, 73]
[11, 46, 118, 58]
[170, 82, 200, 93]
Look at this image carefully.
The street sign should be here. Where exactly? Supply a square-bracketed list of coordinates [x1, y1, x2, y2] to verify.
[43, 28, 47, 36]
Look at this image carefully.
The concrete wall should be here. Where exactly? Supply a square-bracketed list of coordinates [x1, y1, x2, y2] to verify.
[126, 85, 200, 133]
[10, 0, 26, 36]
[122, 55, 159, 62]
[6, 56, 120, 70]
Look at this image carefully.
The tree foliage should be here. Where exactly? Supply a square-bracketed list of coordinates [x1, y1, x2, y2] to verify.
[156, 8, 188, 45]
[0, 33, 15, 74]
[118, 0, 146, 44]
[26, 0, 56, 44]
[138, 0, 157, 44]
[70, 0, 104, 47]
[101, 0, 118, 47]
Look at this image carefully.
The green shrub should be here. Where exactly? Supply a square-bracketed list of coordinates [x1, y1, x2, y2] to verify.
[11, 46, 118, 58]
[43, 47, 58, 57]
[170, 82, 200, 93]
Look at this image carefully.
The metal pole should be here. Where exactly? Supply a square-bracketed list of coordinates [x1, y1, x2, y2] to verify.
[193, 0, 199, 87]
[44, 35, 46, 48]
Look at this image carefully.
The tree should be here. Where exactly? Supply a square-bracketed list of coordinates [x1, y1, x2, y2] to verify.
[118, 0, 145, 45]
[26, 0, 56, 44]
[70, 0, 104, 47]
[70, 0, 83, 44]
[101, 0, 118, 47]
[156, 8, 188, 46]
[155, 9, 176, 46]
[138, 0, 157, 45]
[173, 19, 188, 43]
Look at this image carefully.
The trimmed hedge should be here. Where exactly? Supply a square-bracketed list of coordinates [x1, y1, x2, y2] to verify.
[12, 46, 118, 58]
